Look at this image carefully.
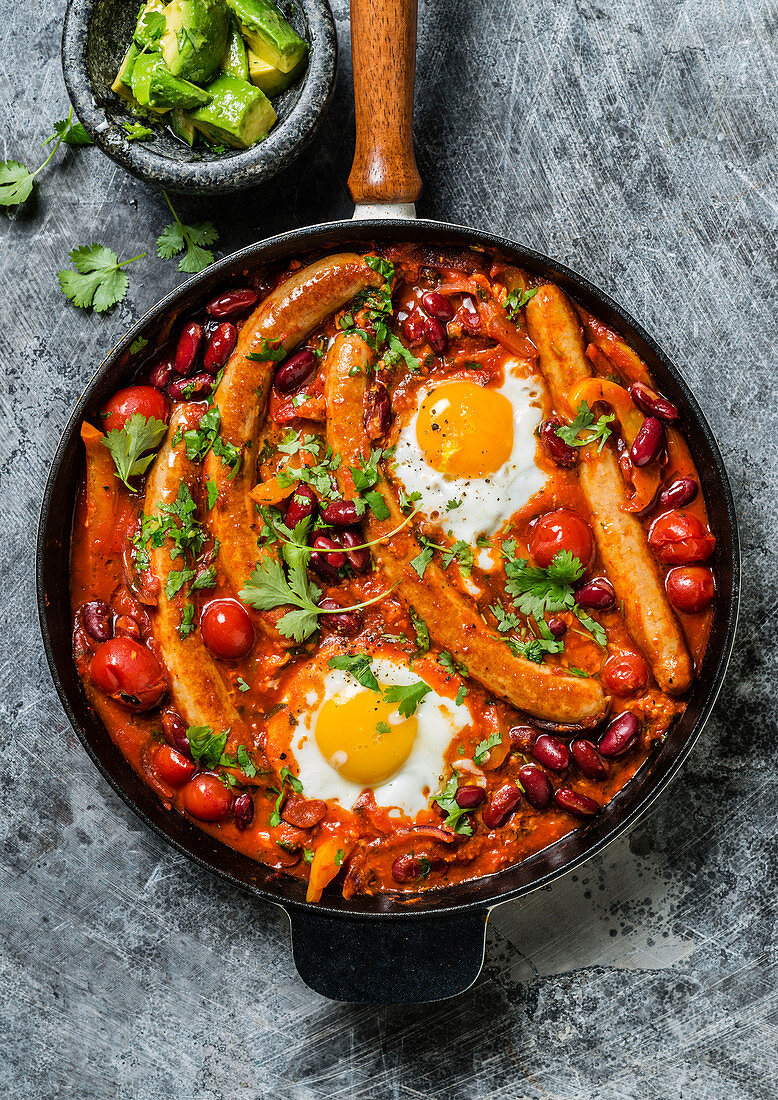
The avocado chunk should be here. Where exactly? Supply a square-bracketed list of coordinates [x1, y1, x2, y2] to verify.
[133, 0, 167, 47]
[190, 71, 276, 147]
[171, 107, 198, 144]
[131, 54, 213, 109]
[247, 48, 304, 96]
[222, 15, 249, 79]
[159, 0, 229, 84]
[112, 42, 140, 97]
[226, 0, 308, 73]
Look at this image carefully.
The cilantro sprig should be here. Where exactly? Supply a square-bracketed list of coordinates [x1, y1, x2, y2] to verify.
[103, 413, 168, 488]
[503, 286, 538, 320]
[556, 400, 615, 453]
[58, 243, 146, 312]
[327, 653, 379, 692]
[157, 191, 219, 274]
[435, 770, 473, 835]
[1, 108, 91, 208]
[383, 681, 432, 718]
[269, 767, 303, 827]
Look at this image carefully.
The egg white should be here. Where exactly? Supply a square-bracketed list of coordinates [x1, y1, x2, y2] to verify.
[291, 659, 472, 818]
[392, 362, 548, 544]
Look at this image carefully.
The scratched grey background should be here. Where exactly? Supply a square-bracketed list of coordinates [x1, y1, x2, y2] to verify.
[1, 0, 776, 1095]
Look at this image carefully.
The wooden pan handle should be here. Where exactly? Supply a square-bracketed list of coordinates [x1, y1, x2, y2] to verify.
[347, 0, 422, 206]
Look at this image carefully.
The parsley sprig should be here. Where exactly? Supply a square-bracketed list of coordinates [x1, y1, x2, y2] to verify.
[556, 401, 615, 453]
[103, 413, 168, 489]
[157, 191, 219, 274]
[58, 243, 147, 312]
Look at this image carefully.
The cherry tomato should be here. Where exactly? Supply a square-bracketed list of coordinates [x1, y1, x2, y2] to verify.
[601, 652, 649, 697]
[200, 599, 254, 660]
[102, 386, 169, 433]
[90, 637, 167, 710]
[529, 509, 595, 569]
[665, 566, 715, 613]
[182, 773, 234, 822]
[154, 745, 196, 788]
[649, 510, 715, 565]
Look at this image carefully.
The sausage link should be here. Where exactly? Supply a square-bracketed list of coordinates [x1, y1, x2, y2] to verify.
[204, 255, 383, 636]
[525, 285, 693, 694]
[144, 406, 254, 736]
[324, 333, 608, 724]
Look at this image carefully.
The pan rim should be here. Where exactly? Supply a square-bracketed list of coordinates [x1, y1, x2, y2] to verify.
[36, 217, 741, 921]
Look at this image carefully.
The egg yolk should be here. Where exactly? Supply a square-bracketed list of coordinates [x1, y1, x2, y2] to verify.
[415, 381, 514, 478]
[315, 689, 418, 785]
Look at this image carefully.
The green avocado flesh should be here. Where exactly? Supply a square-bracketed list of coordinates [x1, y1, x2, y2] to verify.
[171, 107, 198, 144]
[222, 15, 249, 79]
[190, 71, 276, 147]
[131, 54, 213, 109]
[159, 0, 229, 84]
[247, 48, 303, 96]
[226, 0, 308, 73]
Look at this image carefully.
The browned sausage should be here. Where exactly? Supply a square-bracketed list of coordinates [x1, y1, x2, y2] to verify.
[324, 333, 608, 724]
[525, 285, 693, 694]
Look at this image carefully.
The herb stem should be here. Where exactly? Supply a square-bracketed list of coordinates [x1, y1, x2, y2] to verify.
[117, 252, 148, 267]
[274, 506, 422, 554]
[318, 582, 400, 614]
[36, 107, 72, 171]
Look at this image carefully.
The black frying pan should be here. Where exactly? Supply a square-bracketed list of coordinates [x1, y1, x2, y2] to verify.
[36, 0, 740, 1003]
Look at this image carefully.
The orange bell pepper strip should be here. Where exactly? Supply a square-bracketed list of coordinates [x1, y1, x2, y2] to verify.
[577, 308, 653, 387]
[306, 836, 352, 903]
[565, 377, 661, 513]
[81, 422, 118, 554]
[249, 475, 297, 507]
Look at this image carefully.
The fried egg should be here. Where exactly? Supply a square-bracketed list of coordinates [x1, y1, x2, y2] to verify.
[392, 362, 547, 544]
[289, 658, 472, 817]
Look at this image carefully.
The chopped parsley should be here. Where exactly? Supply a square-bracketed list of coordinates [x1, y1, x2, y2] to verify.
[439, 651, 468, 677]
[435, 770, 473, 835]
[409, 607, 430, 654]
[237, 676, 250, 692]
[186, 725, 228, 769]
[269, 767, 303, 827]
[504, 286, 538, 320]
[327, 653, 380, 692]
[556, 400, 615, 453]
[247, 337, 285, 362]
[473, 731, 502, 764]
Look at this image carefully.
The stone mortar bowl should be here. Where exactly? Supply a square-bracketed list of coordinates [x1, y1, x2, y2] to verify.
[62, 0, 337, 194]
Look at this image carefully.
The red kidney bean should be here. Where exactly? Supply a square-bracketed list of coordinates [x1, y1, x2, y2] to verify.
[540, 417, 578, 468]
[532, 734, 570, 771]
[518, 765, 553, 811]
[402, 314, 426, 345]
[455, 785, 486, 809]
[148, 358, 174, 390]
[460, 295, 481, 333]
[341, 527, 371, 573]
[483, 785, 522, 828]
[365, 381, 392, 440]
[421, 290, 455, 322]
[599, 712, 640, 757]
[554, 788, 600, 816]
[203, 322, 237, 373]
[275, 349, 316, 394]
[571, 739, 608, 780]
[282, 795, 327, 829]
[82, 600, 112, 642]
[659, 477, 698, 509]
[547, 617, 567, 639]
[285, 484, 318, 528]
[174, 322, 202, 376]
[629, 382, 679, 422]
[424, 316, 448, 354]
[630, 416, 665, 467]
[392, 854, 446, 883]
[319, 598, 363, 636]
[233, 792, 255, 831]
[310, 536, 345, 580]
[509, 725, 535, 753]
[206, 288, 258, 317]
[162, 710, 191, 758]
[575, 577, 616, 610]
[321, 499, 361, 526]
[167, 372, 213, 401]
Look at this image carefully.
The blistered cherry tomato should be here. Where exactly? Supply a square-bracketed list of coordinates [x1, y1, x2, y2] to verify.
[648, 510, 715, 564]
[154, 745, 196, 788]
[200, 599, 254, 660]
[601, 652, 649, 697]
[665, 566, 715, 613]
[90, 637, 166, 710]
[102, 386, 169, 433]
[182, 773, 233, 822]
[529, 509, 595, 569]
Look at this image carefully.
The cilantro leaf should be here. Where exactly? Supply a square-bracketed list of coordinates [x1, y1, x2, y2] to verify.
[0, 161, 34, 207]
[165, 567, 195, 599]
[385, 333, 421, 372]
[473, 730, 502, 764]
[44, 117, 93, 146]
[58, 243, 146, 312]
[409, 607, 430, 654]
[157, 191, 218, 274]
[504, 286, 537, 320]
[410, 542, 435, 579]
[270, 767, 303, 826]
[363, 489, 390, 520]
[237, 676, 250, 693]
[206, 477, 219, 510]
[434, 769, 473, 835]
[383, 680, 432, 718]
[186, 725, 228, 769]
[439, 651, 468, 677]
[129, 335, 148, 355]
[327, 653, 380, 692]
[246, 337, 286, 362]
[350, 448, 383, 491]
[122, 121, 154, 141]
[455, 684, 468, 706]
[376, 721, 391, 736]
[503, 543, 584, 618]
[178, 602, 196, 638]
[236, 745, 256, 777]
[102, 413, 168, 489]
[556, 400, 615, 452]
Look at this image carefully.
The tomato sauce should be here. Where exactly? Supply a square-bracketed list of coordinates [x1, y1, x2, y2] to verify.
[70, 243, 715, 901]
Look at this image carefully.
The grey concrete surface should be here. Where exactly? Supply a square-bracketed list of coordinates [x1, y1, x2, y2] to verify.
[1, 0, 776, 1095]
